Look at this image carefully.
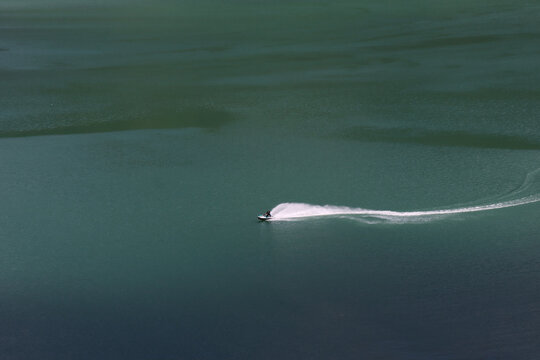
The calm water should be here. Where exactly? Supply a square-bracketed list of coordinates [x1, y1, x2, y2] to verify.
[1, 1, 540, 359]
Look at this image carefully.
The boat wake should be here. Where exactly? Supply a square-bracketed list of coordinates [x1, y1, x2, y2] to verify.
[268, 168, 540, 224]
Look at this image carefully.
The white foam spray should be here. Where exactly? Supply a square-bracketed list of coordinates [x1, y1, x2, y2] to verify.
[268, 168, 540, 224]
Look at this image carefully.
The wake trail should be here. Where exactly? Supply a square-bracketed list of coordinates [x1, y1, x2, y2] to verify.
[268, 168, 540, 224]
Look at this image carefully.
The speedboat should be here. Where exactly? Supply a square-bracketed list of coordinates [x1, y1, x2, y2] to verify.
[258, 214, 271, 221]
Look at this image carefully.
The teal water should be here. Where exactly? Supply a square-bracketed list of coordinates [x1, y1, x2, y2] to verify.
[1, 1, 540, 359]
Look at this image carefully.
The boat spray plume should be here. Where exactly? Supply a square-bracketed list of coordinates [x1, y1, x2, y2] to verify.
[268, 168, 540, 224]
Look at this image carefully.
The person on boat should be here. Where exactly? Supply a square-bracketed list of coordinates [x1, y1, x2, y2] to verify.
[265, 210, 271, 217]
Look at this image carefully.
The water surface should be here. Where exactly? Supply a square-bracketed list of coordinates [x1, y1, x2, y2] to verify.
[1, 1, 540, 359]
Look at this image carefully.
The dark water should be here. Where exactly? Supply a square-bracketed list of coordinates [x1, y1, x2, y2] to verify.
[1, 1, 540, 359]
